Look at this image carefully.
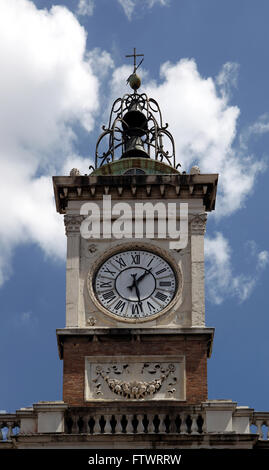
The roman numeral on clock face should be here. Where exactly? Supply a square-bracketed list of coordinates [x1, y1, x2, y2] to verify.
[131, 254, 140, 264]
[114, 257, 127, 269]
[159, 281, 171, 287]
[154, 291, 168, 302]
[99, 280, 113, 288]
[102, 290, 116, 303]
[103, 267, 116, 276]
[155, 267, 167, 275]
[131, 303, 143, 316]
[147, 301, 155, 312]
[114, 300, 126, 312]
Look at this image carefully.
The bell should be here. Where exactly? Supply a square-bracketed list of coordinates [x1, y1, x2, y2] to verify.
[121, 136, 149, 159]
[122, 102, 147, 136]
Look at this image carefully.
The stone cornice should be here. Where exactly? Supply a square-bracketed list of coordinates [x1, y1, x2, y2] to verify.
[56, 327, 215, 360]
[53, 173, 218, 214]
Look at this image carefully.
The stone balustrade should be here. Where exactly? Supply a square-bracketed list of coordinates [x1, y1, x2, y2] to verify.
[65, 407, 205, 435]
[1, 402, 269, 443]
[251, 412, 269, 440]
[0, 414, 20, 441]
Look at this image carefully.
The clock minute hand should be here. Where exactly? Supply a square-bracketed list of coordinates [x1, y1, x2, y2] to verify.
[136, 267, 152, 284]
[134, 283, 141, 302]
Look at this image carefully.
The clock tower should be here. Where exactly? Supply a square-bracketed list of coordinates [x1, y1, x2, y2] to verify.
[1, 52, 269, 452]
[53, 51, 218, 426]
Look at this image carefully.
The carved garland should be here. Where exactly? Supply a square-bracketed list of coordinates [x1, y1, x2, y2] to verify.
[93, 363, 176, 399]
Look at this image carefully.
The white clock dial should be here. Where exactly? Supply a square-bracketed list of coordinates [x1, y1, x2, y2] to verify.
[93, 250, 177, 320]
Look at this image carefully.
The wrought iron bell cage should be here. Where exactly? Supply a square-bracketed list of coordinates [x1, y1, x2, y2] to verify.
[95, 90, 177, 169]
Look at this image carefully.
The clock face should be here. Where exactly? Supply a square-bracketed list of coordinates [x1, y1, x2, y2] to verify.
[93, 249, 177, 321]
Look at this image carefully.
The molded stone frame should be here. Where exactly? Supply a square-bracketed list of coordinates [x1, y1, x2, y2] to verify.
[85, 355, 186, 402]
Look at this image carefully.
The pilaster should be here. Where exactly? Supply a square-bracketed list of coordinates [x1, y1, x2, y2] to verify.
[190, 213, 207, 327]
[64, 215, 83, 327]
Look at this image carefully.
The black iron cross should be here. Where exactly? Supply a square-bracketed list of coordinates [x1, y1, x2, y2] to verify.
[126, 48, 144, 73]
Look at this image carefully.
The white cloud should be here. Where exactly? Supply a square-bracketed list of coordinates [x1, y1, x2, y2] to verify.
[257, 251, 269, 270]
[86, 48, 114, 78]
[76, 0, 94, 16]
[216, 62, 239, 100]
[239, 113, 269, 153]
[117, 0, 170, 20]
[140, 58, 265, 217]
[205, 233, 268, 305]
[0, 0, 101, 286]
[117, 0, 135, 20]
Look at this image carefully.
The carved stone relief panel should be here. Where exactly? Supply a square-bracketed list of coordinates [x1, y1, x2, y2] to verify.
[85, 355, 185, 401]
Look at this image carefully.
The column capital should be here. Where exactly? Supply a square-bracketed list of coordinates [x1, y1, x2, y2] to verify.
[64, 214, 84, 235]
[190, 213, 207, 235]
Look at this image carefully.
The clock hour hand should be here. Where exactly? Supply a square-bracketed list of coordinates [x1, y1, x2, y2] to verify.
[127, 273, 137, 290]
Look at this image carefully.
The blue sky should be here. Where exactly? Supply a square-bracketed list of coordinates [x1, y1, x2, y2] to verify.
[0, 0, 269, 414]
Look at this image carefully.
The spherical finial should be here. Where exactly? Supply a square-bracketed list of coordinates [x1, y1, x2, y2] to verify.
[125, 48, 144, 91]
[127, 72, 141, 91]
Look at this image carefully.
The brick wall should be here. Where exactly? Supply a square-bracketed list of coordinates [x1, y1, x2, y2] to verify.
[62, 333, 209, 406]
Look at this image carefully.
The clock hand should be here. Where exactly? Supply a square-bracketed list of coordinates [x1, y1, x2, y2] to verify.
[127, 268, 152, 290]
[135, 283, 141, 302]
[136, 267, 152, 284]
[127, 273, 137, 290]
[131, 274, 141, 302]
[127, 274, 141, 302]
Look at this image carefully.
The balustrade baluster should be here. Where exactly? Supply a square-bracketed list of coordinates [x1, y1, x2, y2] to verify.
[265, 421, 269, 440]
[191, 414, 199, 434]
[158, 414, 167, 433]
[147, 415, 155, 434]
[7, 422, 13, 440]
[82, 415, 89, 433]
[181, 414, 188, 434]
[71, 415, 79, 434]
[136, 414, 144, 433]
[103, 415, 111, 434]
[169, 414, 177, 433]
[256, 420, 263, 439]
[114, 415, 122, 434]
[126, 414, 134, 434]
[0, 424, 4, 441]
[94, 415, 102, 434]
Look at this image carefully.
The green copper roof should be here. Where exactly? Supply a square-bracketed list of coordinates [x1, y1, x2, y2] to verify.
[91, 158, 180, 176]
